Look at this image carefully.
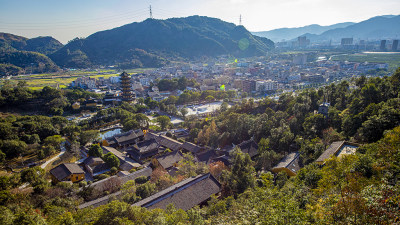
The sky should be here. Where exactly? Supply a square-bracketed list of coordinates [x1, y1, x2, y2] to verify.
[1, 0, 399, 43]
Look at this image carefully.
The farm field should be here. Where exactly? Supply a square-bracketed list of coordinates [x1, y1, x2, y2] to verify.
[331, 52, 400, 71]
[2, 68, 154, 90]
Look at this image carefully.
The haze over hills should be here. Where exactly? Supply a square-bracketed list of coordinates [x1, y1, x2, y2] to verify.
[252, 22, 354, 42]
[253, 15, 400, 43]
[309, 15, 400, 42]
[49, 16, 274, 68]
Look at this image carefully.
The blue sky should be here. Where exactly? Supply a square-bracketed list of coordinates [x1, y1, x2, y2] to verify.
[1, 0, 399, 43]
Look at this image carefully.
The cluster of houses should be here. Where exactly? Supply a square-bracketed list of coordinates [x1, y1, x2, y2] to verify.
[50, 128, 359, 211]
[70, 53, 389, 107]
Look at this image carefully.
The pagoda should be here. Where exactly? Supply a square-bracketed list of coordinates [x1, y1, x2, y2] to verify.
[120, 72, 134, 103]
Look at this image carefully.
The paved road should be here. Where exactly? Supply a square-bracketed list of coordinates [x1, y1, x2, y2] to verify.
[40, 142, 67, 169]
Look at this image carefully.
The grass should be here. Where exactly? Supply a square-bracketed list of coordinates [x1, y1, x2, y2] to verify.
[44, 151, 76, 172]
[331, 53, 400, 71]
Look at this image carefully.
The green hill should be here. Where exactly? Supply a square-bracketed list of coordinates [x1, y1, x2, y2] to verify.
[0, 33, 63, 54]
[50, 16, 274, 68]
[0, 33, 62, 75]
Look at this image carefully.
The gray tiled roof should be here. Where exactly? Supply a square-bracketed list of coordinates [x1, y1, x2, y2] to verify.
[83, 157, 104, 166]
[132, 139, 159, 153]
[316, 141, 345, 163]
[156, 151, 183, 169]
[237, 139, 259, 158]
[181, 142, 202, 154]
[272, 152, 301, 174]
[133, 173, 221, 211]
[78, 167, 153, 209]
[146, 132, 183, 151]
[105, 129, 144, 146]
[195, 150, 218, 165]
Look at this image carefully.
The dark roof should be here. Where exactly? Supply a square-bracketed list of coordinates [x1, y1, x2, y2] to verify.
[81, 167, 152, 193]
[195, 150, 218, 165]
[50, 163, 85, 181]
[237, 139, 259, 158]
[133, 173, 221, 210]
[181, 142, 202, 154]
[146, 133, 183, 151]
[83, 157, 104, 166]
[78, 191, 122, 209]
[132, 139, 159, 153]
[78, 167, 153, 209]
[272, 152, 301, 174]
[126, 139, 160, 162]
[156, 151, 183, 169]
[102, 146, 125, 160]
[92, 163, 110, 174]
[105, 129, 144, 146]
[316, 141, 345, 163]
[119, 166, 152, 184]
[211, 155, 232, 167]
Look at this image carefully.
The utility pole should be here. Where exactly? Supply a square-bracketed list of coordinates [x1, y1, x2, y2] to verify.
[239, 14, 242, 26]
[149, 5, 153, 19]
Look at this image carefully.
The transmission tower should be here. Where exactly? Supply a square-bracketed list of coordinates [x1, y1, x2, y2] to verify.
[149, 5, 153, 19]
[239, 14, 242, 25]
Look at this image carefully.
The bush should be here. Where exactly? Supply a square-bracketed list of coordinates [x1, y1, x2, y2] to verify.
[110, 167, 118, 175]
[134, 176, 148, 184]
[79, 181, 87, 187]
[94, 174, 109, 181]
[136, 182, 156, 199]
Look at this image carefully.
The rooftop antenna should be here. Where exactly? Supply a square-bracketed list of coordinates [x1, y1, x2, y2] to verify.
[149, 5, 153, 19]
[239, 14, 242, 25]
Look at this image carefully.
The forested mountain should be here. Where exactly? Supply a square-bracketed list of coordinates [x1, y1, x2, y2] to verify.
[0, 50, 59, 74]
[0, 33, 63, 54]
[49, 16, 274, 68]
[252, 22, 354, 42]
[0, 33, 62, 75]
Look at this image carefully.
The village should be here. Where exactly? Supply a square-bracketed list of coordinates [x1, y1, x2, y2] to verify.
[44, 69, 360, 211]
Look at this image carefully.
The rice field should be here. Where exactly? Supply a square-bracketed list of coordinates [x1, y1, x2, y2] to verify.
[331, 52, 400, 71]
[4, 68, 154, 90]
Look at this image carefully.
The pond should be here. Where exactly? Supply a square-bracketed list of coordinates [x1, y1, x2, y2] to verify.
[100, 128, 122, 140]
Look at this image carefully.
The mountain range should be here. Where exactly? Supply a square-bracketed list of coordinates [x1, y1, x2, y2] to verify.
[252, 22, 354, 42]
[49, 16, 274, 68]
[253, 15, 400, 43]
[0, 16, 274, 73]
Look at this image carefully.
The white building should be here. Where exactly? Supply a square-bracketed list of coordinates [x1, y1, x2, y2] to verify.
[255, 80, 278, 92]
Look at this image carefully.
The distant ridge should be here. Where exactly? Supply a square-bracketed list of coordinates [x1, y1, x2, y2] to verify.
[253, 15, 400, 43]
[252, 22, 354, 42]
[310, 15, 400, 42]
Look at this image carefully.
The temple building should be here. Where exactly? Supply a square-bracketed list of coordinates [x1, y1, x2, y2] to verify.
[120, 72, 135, 103]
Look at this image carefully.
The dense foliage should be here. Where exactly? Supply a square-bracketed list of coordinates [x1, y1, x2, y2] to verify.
[0, 33, 63, 74]
[0, 81, 100, 114]
[0, 50, 59, 74]
[0, 69, 399, 224]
